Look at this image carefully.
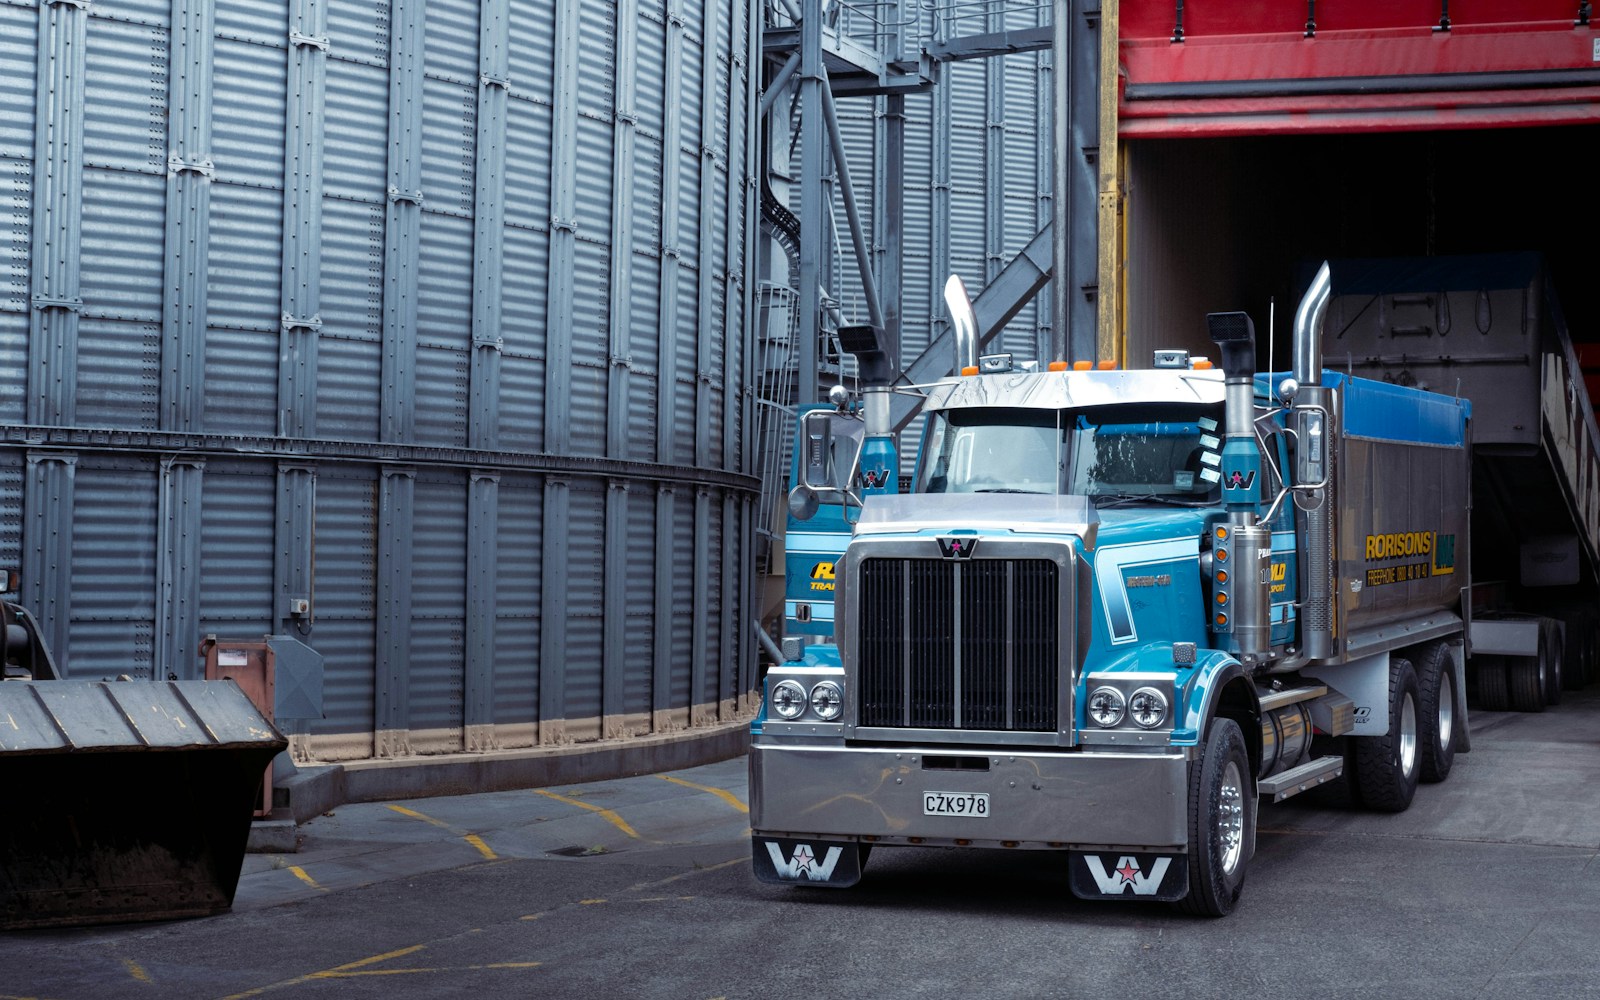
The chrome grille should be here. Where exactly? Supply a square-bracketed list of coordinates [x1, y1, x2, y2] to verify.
[857, 557, 1060, 732]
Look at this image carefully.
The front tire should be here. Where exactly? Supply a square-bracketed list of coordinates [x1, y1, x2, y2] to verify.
[1176, 718, 1253, 917]
[1352, 657, 1421, 812]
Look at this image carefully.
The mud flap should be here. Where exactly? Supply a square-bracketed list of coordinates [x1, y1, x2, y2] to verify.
[751, 836, 863, 888]
[1068, 851, 1189, 902]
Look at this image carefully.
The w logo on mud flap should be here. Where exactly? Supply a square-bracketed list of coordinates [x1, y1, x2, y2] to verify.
[764, 842, 844, 882]
[1071, 854, 1182, 900]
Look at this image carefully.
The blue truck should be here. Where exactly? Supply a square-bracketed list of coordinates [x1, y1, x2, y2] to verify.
[749, 263, 1484, 915]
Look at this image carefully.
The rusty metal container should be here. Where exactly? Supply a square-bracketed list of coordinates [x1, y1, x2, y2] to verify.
[200, 638, 277, 818]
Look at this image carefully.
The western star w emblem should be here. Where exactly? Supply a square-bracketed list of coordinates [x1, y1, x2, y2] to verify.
[937, 536, 977, 559]
[1225, 469, 1256, 490]
[752, 837, 863, 887]
[1082, 854, 1172, 896]
[861, 468, 892, 489]
[764, 842, 844, 882]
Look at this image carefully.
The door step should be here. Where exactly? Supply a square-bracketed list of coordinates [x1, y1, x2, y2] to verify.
[1258, 754, 1344, 803]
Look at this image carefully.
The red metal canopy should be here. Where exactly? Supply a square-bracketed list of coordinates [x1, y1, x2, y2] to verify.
[1119, 2, 1600, 136]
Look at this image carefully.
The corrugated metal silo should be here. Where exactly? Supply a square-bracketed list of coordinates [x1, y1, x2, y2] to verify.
[0, 0, 760, 761]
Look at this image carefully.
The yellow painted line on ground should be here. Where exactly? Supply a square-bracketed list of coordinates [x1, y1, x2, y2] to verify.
[220, 945, 428, 999]
[656, 774, 749, 813]
[386, 804, 498, 859]
[533, 789, 641, 839]
[463, 834, 498, 859]
[122, 958, 152, 983]
[626, 856, 744, 895]
[288, 865, 326, 891]
[386, 804, 450, 828]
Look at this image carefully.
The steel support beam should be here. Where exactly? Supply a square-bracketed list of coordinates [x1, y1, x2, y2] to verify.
[892, 223, 1054, 431]
[161, 0, 215, 433]
[274, 462, 316, 632]
[279, 0, 329, 438]
[601, 479, 628, 736]
[538, 477, 570, 744]
[696, 2, 723, 467]
[464, 471, 499, 751]
[23, 452, 75, 669]
[607, 0, 639, 461]
[651, 484, 675, 732]
[545, 0, 580, 456]
[794, 0, 824, 404]
[656, 0, 687, 460]
[382, 0, 425, 444]
[155, 457, 205, 679]
[471, 0, 510, 452]
[375, 466, 416, 756]
[28, 0, 88, 427]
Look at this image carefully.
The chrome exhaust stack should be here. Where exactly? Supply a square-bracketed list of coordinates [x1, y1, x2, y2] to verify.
[944, 274, 979, 375]
[1291, 262, 1337, 662]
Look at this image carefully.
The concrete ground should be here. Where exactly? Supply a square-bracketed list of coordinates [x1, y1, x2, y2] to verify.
[1, 689, 1597, 999]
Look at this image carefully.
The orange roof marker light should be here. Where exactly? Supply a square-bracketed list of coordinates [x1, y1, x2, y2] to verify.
[1048, 361, 1069, 372]
[1097, 360, 1116, 370]
[1072, 360, 1093, 371]
[1192, 359, 1215, 370]
[961, 365, 980, 376]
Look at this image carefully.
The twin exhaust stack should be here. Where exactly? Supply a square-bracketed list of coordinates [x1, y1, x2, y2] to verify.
[940, 263, 1337, 665]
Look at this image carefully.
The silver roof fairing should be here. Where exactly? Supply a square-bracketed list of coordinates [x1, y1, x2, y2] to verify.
[921, 368, 1225, 412]
[855, 493, 1099, 546]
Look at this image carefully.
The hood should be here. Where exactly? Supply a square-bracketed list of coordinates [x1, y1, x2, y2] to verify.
[854, 493, 1099, 548]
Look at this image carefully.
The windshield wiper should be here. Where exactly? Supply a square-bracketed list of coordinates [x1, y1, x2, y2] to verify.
[1092, 492, 1211, 508]
[973, 488, 1048, 494]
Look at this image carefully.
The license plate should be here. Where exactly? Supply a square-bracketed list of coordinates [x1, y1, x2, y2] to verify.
[922, 791, 990, 817]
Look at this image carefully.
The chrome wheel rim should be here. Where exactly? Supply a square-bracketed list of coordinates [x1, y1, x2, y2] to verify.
[1218, 760, 1245, 875]
[1399, 691, 1418, 779]
[1437, 670, 1454, 754]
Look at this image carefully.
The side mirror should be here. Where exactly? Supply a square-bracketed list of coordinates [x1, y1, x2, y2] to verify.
[792, 408, 867, 520]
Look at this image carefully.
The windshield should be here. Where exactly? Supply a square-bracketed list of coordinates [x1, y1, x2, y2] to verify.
[918, 403, 1224, 503]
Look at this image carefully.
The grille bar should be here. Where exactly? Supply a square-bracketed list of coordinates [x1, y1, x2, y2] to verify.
[858, 557, 1060, 732]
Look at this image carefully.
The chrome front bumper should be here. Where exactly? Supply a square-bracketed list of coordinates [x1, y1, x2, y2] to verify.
[749, 741, 1191, 850]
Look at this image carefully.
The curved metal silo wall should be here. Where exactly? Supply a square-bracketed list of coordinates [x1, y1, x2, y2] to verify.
[0, 0, 761, 761]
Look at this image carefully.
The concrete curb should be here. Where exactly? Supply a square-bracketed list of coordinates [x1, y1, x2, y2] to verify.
[252, 720, 753, 845]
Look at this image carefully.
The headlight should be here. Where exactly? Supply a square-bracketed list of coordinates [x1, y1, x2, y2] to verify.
[809, 681, 843, 721]
[1128, 687, 1169, 729]
[771, 680, 807, 720]
[1087, 686, 1125, 728]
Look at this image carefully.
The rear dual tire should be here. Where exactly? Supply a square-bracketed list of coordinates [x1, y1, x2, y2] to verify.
[1352, 657, 1421, 813]
[1414, 644, 1457, 784]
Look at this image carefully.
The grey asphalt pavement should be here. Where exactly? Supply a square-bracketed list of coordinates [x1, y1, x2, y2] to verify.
[2, 689, 1597, 1000]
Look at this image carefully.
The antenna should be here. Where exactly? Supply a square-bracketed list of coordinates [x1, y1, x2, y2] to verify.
[1268, 296, 1276, 380]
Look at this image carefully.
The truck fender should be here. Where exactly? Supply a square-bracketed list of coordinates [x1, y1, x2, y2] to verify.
[1176, 652, 1260, 769]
